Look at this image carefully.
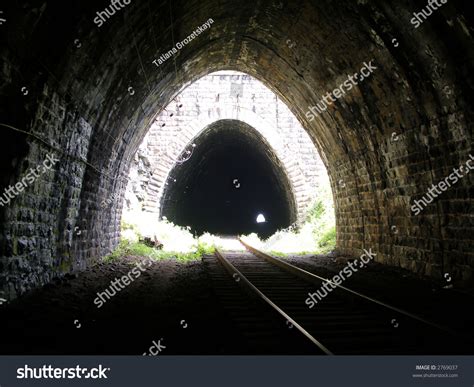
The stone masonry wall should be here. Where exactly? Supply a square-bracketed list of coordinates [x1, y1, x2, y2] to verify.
[125, 71, 329, 222]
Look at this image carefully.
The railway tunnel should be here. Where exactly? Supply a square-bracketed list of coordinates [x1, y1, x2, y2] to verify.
[159, 119, 297, 238]
[0, 0, 473, 355]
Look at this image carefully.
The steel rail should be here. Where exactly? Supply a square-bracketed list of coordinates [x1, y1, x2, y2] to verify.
[214, 248, 334, 355]
[238, 238, 461, 338]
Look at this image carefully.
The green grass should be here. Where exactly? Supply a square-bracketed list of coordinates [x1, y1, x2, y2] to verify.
[104, 238, 216, 262]
[306, 200, 325, 223]
[317, 226, 336, 253]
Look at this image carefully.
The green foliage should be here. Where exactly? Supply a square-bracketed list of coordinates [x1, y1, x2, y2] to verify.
[114, 185, 337, 260]
[121, 220, 140, 233]
[196, 237, 217, 256]
[104, 231, 217, 262]
[306, 200, 325, 223]
[104, 239, 155, 262]
[318, 226, 336, 253]
[241, 184, 336, 255]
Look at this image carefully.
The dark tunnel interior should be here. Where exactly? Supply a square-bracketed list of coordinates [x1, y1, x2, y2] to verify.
[160, 120, 296, 237]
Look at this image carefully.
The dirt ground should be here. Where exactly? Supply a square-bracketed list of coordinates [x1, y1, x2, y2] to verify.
[0, 253, 473, 355]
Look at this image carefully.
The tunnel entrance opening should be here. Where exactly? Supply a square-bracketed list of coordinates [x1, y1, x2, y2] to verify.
[160, 120, 295, 238]
[122, 70, 335, 250]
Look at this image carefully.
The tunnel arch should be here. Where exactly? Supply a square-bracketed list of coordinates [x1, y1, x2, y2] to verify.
[1, 1, 473, 298]
[159, 119, 298, 237]
[136, 70, 326, 223]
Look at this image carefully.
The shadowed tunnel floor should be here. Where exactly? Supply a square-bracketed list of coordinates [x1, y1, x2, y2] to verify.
[0, 253, 472, 355]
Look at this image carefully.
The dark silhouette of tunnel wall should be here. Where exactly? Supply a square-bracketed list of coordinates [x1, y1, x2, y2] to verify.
[160, 120, 296, 237]
[0, 1, 473, 298]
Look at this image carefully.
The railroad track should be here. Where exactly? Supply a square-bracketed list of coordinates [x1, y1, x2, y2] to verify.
[203, 238, 471, 355]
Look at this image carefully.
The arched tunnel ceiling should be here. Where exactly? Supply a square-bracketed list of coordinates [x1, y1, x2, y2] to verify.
[0, 1, 473, 298]
[4, 0, 471, 174]
[160, 119, 296, 237]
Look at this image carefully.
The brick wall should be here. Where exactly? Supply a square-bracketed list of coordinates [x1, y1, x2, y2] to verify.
[125, 71, 329, 223]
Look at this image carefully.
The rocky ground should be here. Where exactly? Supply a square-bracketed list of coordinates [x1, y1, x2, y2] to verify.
[0, 252, 472, 355]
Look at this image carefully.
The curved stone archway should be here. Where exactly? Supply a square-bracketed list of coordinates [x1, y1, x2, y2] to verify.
[130, 71, 328, 223]
[159, 119, 298, 236]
